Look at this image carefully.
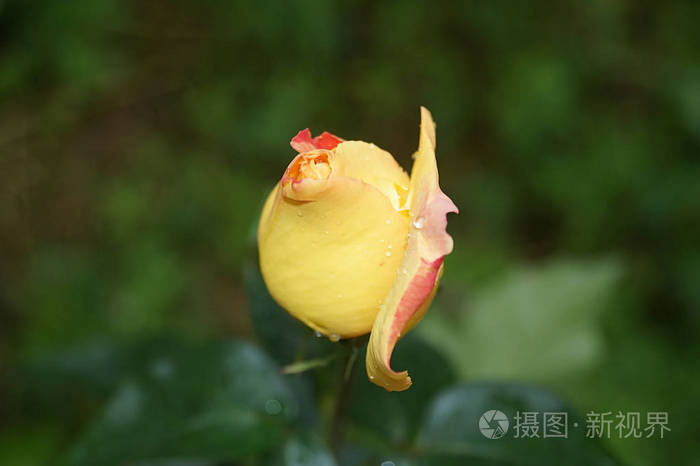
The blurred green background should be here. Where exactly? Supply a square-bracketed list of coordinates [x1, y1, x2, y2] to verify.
[1, 1, 699, 465]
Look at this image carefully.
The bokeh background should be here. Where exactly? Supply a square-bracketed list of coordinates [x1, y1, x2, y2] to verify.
[1, 1, 699, 465]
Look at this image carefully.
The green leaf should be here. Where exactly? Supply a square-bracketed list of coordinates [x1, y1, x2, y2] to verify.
[418, 258, 622, 381]
[63, 340, 296, 466]
[417, 383, 618, 466]
[265, 433, 337, 466]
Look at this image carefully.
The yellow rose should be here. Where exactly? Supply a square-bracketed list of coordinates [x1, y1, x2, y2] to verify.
[258, 107, 457, 391]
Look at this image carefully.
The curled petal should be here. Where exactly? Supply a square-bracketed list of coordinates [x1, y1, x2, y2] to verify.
[280, 150, 335, 201]
[366, 107, 458, 391]
[291, 128, 344, 153]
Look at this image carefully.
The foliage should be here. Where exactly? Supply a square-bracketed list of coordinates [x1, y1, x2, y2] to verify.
[1, 0, 698, 465]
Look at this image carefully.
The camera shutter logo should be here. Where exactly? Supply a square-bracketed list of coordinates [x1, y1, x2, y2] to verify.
[479, 410, 509, 439]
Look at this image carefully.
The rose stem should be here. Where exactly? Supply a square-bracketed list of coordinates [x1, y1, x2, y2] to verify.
[330, 341, 361, 459]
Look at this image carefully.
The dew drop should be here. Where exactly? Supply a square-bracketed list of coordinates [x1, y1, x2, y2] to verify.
[337, 293, 343, 298]
[315, 331, 323, 338]
[401, 267, 408, 275]
[324, 230, 329, 235]
[387, 244, 392, 249]
[297, 211, 303, 217]
[369, 375, 375, 380]
[413, 216, 425, 229]
[329, 333, 341, 342]
[385, 219, 391, 225]
[385, 251, 391, 257]
[380, 238, 385, 243]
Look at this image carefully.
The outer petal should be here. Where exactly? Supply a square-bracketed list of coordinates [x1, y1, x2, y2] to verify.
[366, 107, 458, 391]
[258, 151, 410, 338]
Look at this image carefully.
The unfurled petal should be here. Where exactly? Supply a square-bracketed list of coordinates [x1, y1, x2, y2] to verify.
[366, 107, 458, 391]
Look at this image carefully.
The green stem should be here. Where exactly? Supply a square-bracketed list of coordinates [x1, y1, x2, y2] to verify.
[330, 344, 360, 459]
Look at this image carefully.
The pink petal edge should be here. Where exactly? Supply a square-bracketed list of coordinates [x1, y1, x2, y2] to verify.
[366, 106, 458, 392]
[290, 129, 344, 153]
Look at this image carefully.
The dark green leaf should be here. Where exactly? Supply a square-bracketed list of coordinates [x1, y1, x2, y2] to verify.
[417, 383, 618, 466]
[265, 433, 337, 466]
[64, 340, 296, 466]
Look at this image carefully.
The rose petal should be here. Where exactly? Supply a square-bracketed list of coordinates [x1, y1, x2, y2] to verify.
[332, 141, 409, 210]
[291, 129, 344, 153]
[366, 107, 458, 391]
[258, 174, 410, 339]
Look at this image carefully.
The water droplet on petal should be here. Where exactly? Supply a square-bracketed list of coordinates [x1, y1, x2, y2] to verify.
[385, 219, 391, 225]
[369, 375, 375, 380]
[329, 333, 341, 342]
[324, 230, 329, 235]
[297, 211, 303, 217]
[387, 244, 392, 249]
[413, 216, 425, 229]
[337, 293, 343, 298]
[380, 238, 385, 243]
[385, 251, 391, 257]
[315, 331, 323, 338]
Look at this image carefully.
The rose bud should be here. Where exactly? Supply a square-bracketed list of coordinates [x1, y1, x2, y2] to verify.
[258, 107, 457, 391]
